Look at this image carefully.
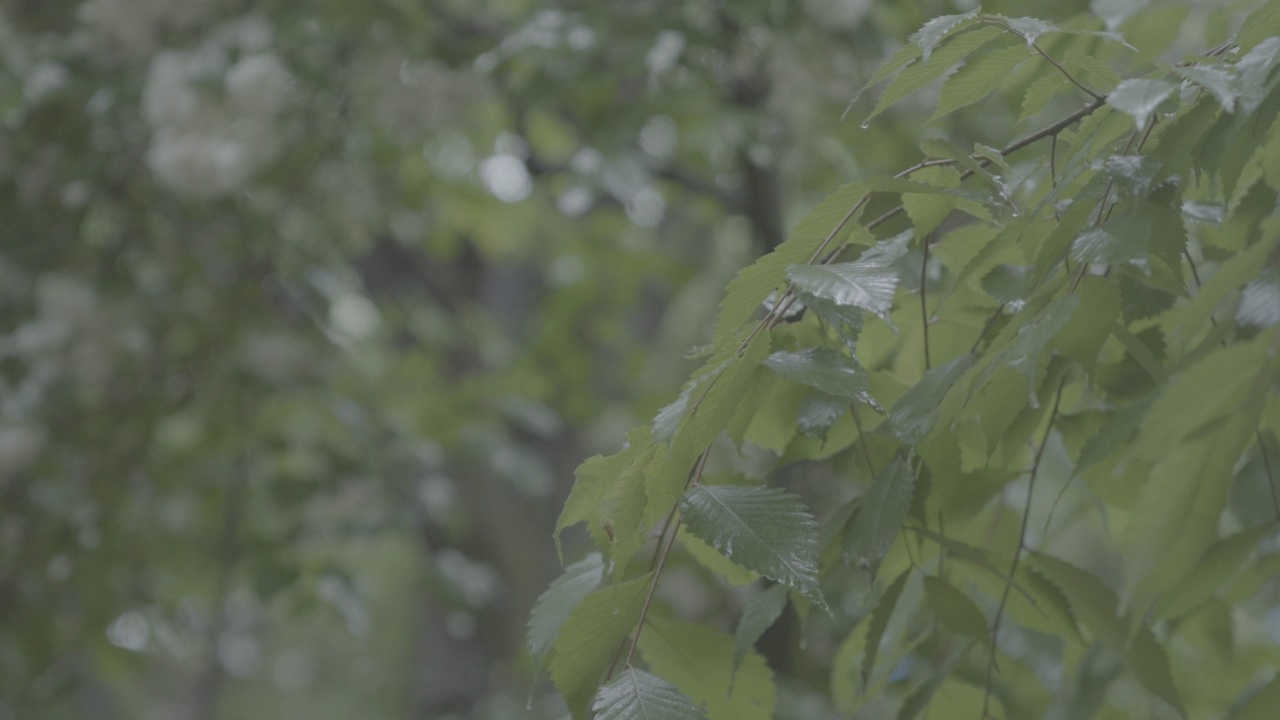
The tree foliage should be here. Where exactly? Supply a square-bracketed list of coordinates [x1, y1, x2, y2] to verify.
[535, 4, 1280, 718]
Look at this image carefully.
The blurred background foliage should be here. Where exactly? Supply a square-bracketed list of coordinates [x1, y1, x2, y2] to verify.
[0, 0, 1246, 718]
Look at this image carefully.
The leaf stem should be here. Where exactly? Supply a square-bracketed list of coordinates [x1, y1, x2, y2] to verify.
[920, 233, 932, 371]
[982, 375, 1067, 719]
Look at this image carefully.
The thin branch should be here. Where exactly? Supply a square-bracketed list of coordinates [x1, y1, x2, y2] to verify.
[970, 303, 1006, 353]
[623, 516, 683, 667]
[1050, 135, 1061, 222]
[982, 376, 1067, 719]
[1033, 41, 1104, 101]
[920, 233, 932, 371]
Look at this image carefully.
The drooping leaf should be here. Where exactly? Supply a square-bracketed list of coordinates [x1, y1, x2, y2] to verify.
[795, 391, 848, 440]
[528, 553, 604, 668]
[1070, 211, 1152, 265]
[844, 457, 915, 572]
[932, 44, 1033, 121]
[733, 584, 789, 676]
[862, 569, 910, 689]
[558, 432, 655, 555]
[680, 525, 760, 587]
[1054, 274, 1121, 370]
[666, 333, 773, 485]
[638, 617, 775, 720]
[551, 575, 652, 712]
[902, 167, 962, 236]
[592, 668, 709, 720]
[910, 10, 982, 60]
[889, 354, 976, 444]
[922, 575, 988, 640]
[1106, 78, 1176, 129]
[1020, 74, 1070, 123]
[1154, 525, 1274, 620]
[1176, 64, 1238, 113]
[786, 233, 911, 324]
[763, 348, 874, 404]
[681, 484, 826, 608]
[1029, 553, 1185, 716]
[866, 26, 1006, 123]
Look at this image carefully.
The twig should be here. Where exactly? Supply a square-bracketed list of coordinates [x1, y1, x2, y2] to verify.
[981, 376, 1067, 719]
[970, 303, 1006, 353]
[1032, 41, 1104, 101]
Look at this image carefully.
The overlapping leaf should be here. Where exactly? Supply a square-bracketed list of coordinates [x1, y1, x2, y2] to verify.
[681, 484, 826, 608]
[638, 617, 776, 720]
[592, 669, 709, 720]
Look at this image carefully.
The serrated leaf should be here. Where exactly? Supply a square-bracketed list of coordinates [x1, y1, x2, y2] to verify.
[910, 10, 982, 60]
[667, 334, 773, 484]
[528, 553, 604, 667]
[796, 391, 847, 440]
[1176, 64, 1238, 113]
[763, 348, 873, 403]
[638, 617, 775, 720]
[713, 186, 869, 351]
[890, 354, 977, 444]
[1070, 211, 1152, 265]
[1238, 268, 1280, 328]
[1054, 274, 1121, 370]
[592, 668, 709, 720]
[733, 584, 788, 676]
[932, 44, 1033, 120]
[1168, 228, 1279, 352]
[1063, 47, 1123, 92]
[681, 484, 826, 608]
[1235, 37, 1280, 115]
[844, 457, 914, 571]
[1020, 74, 1070, 123]
[923, 575, 989, 640]
[680, 525, 760, 586]
[902, 167, 961, 235]
[862, 569, 910, 689]
[1107, 78, 1176, 129]
[1155, 525, 1273, 620]
[558, 433, 654, 554]
[867, 26, 1006, 123]
[785, 234, 910, 322]
[1029, 553, 1184, 716]
[1000, 15, 1135, 49]
[552, 575, 652, 711]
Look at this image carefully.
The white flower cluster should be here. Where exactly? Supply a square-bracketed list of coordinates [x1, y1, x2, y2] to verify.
[140, 16, 291, 199]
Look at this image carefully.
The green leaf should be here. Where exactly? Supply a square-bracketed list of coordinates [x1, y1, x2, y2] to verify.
[1235, 37, 1280, 115]
[638, 617, 775, 720]
[1029, 553, 1184, 716]
[528, 553, 604, 667]
[713, 187, 870, 351]
[889, 354, 976, 444]
[1238, 267, 1280, 328]
[558, 432, 654, 554]
[680, 525, 760, 587]
[1020, 74, 1070, 123]
[681, 484, 826, 609]
[1106, 78, 1176, 129]
[1053, 274, 1121, 370]
[902, 167, 961, 235]
[1166, 226, 1278, 353]
[1063, 48, 1122, 92]
[1154, 525, 1273, 620]
[1070, 211, 1152, 265]
[843, 457, 914, 571]
[733, 584, 788, 676]
[788, 229, 913, 322]
[1176, 64, 1238, 113]
[1237, 1, 1280, 53]
[923, 575, 988, 640]
[667, 334, 773, 484]
[551, 575, 652, 711]
[932, 44, 1033, 120]
[866, 26, 1006, 123]
[910, 10, 982, 60]
[592, 668, 709, 720]
[763, 348, 873, 403]
[795, 392, 848, 440]
[999, 16, 1134, 49]
[862, 569, 910, 688]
